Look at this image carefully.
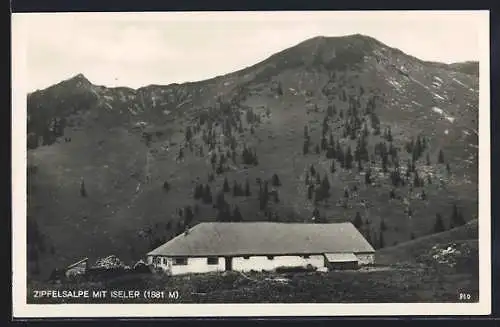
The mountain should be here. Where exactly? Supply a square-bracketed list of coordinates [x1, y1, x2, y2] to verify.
[26, 34, 479, 279]
[376, 218, 478, 265]
[448, 61, 479, 77]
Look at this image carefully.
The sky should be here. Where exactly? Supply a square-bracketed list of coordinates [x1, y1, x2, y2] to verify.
[13, 11, 488, 91]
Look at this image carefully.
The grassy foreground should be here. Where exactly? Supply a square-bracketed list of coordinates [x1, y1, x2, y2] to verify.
[28, 227, 478, 305]
[27, 264, 478, 304]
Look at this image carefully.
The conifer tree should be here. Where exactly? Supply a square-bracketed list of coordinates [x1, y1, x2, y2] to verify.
[388, 142, 396, 159]
[321, 174, 330, 197]
[233, 181, 240, 197]
[202, 184, 212, 204]
[434, 213, 445, 233]
[276, 82, 283, 96]
[412, 135, 423, 161]
[390, 168, 402, 187]
[310, 164, 316, 177]
[80, 178, 87, 198]
[223, 177, 230, 192]
[450, 204, 466, 228]
[330, 160, 336, 174]
[371, 112, 381, 135]
[242, 146, 259, 165]
[379, 231, 385, 248]
[405, 138, 414, 154]
[216, 204, 231, 222]
[327, 105, 336, 117]
[314, 187, 322, 203]
[321, 135, 328, 151]
[185, 126, 193, 142]
[312, 207, 322, 223]
[365, 168, 372, 185]
[380, 219, 387, 231]
[163, 181, 170, 192]
[307, 184, 314, 200]
[245, 179, 251, 196]
[413, 170, 422, 187]
[194, 183, 203, 199]
[211, 152, 217, 166]
[349, 125, 357, 140]
[336, 142, 344, 165]
[326, 146, 335, 159]
[216, 161, 224, 175]
[259, 181, 269, 210]
[381, 154, 388, 173]
[353, 211, 363, 229]
[438, 149, 445, 164]
[184, 206, 194, 227]
[344, 188, 350, 198]
[355, 140, 361, 162]
[303, 139, 309, 155]
[322, 116, 329, 135]
[232, 205, 243, 222]
[215, 191, 227, 210]
[272, 173, 281, 187]
[345, 146, 353, 169]
[329, 133, 334, 147]
[407, 159, 416, 174]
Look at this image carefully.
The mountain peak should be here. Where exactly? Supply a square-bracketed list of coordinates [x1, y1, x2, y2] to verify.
[291, 33, 385, 56]
[264, 33, 385, 71]
[56, 73, 93, 89]
[302, 34, 381, 44]
[69, 73, 90, 83]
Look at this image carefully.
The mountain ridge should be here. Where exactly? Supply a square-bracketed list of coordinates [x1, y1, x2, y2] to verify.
[28, 34, 479, 95]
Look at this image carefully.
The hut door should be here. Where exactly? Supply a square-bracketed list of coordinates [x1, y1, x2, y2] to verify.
[224, 257, 233, 271]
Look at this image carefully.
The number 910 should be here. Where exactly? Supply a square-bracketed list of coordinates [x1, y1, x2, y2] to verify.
[459, 293, 471, 300]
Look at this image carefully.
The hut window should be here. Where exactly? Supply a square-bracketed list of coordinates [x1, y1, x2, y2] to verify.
[243, 256, 250, 259]
[173, 257, 188, 265]
[302, 255, 310, 259]
[207, 257, 218, 265]
[162, 257, 168, 265]
[267, 256, 275, 260]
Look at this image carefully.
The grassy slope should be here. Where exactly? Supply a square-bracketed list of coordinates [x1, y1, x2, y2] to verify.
[376, 218, 478, 265]
[27, 221, 479, 304]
